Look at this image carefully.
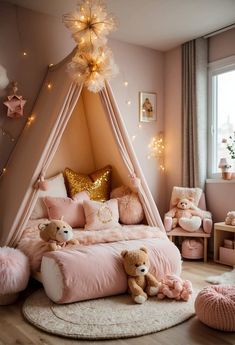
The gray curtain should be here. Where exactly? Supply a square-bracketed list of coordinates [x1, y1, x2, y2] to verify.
[182, 38, 208, 189]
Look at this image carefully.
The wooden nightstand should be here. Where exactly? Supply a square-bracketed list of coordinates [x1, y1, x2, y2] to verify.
[214, 222, 235, 266]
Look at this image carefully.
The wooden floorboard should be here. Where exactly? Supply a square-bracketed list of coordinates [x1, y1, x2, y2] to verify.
[0, 261, 234, 345]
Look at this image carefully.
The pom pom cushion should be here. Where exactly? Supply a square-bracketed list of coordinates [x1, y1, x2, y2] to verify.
[111, 186, 144, 225]
[83, 199, 120, 231]
[64, 165, 112, 202]
[43, 191, 90, 228]
[31, 173, 67, 219]
[195, 285, 235, 331]
[0, 247, 30, 305]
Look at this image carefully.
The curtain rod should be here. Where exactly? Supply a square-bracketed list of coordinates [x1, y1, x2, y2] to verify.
[203, 23, 235, 38]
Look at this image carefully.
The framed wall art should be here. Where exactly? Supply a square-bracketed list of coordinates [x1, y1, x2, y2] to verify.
[139, 92, 157, 122]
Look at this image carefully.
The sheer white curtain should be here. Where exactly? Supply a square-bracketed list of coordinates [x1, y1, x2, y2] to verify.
[182, 38, 208, 189]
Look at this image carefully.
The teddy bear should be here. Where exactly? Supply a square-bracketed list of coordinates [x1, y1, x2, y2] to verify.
[165, 197, 203, 232]
[38, 219, 79, 251]
[111, 185, 144, 225]
[225, 211, 235, 226]
[157, 274, 193, 301]
[121, 246, 160, 304]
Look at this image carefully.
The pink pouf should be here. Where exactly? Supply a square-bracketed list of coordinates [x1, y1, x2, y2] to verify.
[195, 285, 235, 331]
[0, 247, 30, 305]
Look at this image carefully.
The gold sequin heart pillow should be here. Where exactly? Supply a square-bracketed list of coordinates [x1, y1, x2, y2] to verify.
[64, 165, 112, 202]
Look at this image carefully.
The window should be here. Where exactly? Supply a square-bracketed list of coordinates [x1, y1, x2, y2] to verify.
[208, 56, 235, 177]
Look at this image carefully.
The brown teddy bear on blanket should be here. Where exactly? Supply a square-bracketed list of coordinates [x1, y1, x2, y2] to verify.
[121, 246, 160, 304]
[38, 219, 79, 251]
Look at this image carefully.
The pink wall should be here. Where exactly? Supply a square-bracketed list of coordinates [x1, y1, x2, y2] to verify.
[0, 2, 165, 214]
[109, 40, 166, 214]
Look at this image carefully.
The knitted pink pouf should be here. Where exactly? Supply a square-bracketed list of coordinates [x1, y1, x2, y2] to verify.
[195, 285, 235, 331]
[0, 247, 30, 305]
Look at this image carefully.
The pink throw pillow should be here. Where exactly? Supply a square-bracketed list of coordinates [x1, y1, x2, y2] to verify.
[83, 199, 120, 231]
[44, 192, 89, 228]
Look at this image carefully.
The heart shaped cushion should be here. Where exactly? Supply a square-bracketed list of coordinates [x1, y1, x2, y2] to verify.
[179, 216, 201, 232]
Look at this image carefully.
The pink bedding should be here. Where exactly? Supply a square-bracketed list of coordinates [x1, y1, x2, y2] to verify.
[17, 219, 181, 304]
[17, 219, 167, 272]
[42, 237, 181, 304]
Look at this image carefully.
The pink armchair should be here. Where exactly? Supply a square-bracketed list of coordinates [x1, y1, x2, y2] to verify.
[164, 190, 212, 262]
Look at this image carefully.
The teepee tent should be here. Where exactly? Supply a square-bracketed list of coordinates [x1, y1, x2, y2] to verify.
[0, 52, 164, 247]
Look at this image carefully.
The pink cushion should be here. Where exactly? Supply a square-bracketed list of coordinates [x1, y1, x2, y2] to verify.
[195, 285, 235, 331]
[44, 192, 89, 228]
[83, 199, 120, 231]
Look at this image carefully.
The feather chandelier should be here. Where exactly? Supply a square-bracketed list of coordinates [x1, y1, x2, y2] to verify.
[63, 0, 117, 49]
[63, 0, 118, 93]
[68, 46, 118, 93]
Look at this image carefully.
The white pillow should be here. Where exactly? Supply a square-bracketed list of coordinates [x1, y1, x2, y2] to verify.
[30, 173, 67, 220]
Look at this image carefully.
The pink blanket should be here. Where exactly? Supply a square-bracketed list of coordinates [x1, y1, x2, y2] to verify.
[17, 219, 167, 272]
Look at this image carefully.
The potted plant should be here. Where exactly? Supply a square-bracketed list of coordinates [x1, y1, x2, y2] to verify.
[222, 164, 232, 180]
[218, 158, 232, 180]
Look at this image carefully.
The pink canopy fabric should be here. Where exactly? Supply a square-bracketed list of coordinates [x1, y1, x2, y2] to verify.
[0, 51, 164, 246]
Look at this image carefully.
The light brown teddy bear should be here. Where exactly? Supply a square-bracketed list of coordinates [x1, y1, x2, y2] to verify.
[225, 211, 235, 226]
[121, 246, 160, 304]
[165, 198, 203, 232]
[38, 219, 79, 251]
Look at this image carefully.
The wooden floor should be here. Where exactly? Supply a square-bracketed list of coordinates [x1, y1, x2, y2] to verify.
[0, 261, 234, 345]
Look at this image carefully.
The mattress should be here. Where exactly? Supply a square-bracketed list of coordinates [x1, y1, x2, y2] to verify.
[17, 219, 182, 304]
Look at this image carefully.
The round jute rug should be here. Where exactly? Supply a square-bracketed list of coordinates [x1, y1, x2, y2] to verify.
[23, 289, 196, 339]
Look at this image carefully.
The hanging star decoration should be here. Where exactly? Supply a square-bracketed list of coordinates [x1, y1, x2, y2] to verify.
[4, 82, 26, 118]
[63, 0, 118, 93]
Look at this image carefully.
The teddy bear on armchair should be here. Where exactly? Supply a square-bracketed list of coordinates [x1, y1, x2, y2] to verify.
[164, 197, 212, 233]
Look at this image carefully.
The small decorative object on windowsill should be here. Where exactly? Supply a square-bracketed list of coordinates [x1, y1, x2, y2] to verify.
[218, 158, 232, 180]
[222, 134, 235, 176]
[3, 81, 26, 118]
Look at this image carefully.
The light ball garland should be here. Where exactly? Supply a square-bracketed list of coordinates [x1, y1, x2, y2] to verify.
[68, 46, 118, 92]
[63, 0, 117, 50]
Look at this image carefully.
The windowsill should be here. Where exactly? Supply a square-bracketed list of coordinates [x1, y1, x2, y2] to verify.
[206, 178, 235, 184]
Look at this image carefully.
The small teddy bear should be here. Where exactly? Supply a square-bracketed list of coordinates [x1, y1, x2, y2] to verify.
[121, 246, 160, 304]
[38, 219, 79, 251]
[225, 211, 235, 226]
[157, 274, 193, 302]
[165, 197, 203, 232]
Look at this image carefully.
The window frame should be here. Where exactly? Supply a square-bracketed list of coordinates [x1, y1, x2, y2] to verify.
[208, 55, 235, 179]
